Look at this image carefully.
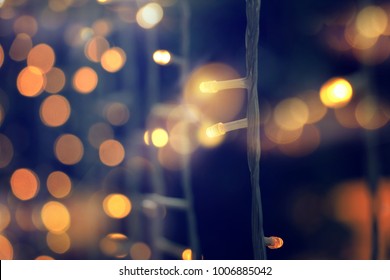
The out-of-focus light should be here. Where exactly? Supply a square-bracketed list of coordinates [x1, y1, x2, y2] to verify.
[0, 204, 11, 232]
[0, 44, 4, 68]
[0, 134, 13, 168]
[45, 67, 66, 94]
[182, 248, 192, 260]
[356, 6, 388, 39]
[41, 201, 71, 233]
[151, 128, 169, 148]
[49, 0, 73, 12]
[35, 255, 55, 260]
[88, 122, 114, 149]
[0, 0, 5, 8]
[99, 139, 125, 167]
[17, 66, 46, 97]
[104, 102, 129, 126]
[300, 91, 328, 124]
[15, 205, 37, 231]
[13, 15, 38, 37]
[169, 121, 199, 155]
[197, 122, 225, 148]
[54, 134, 84, 165]
[199, 78, 247, 94]
[103, 194, 132, 219]
[206, 118, 248, 138]
[264, 236, 283, 249]
[184, 63, 245, 122]
[9, 33, 32, 61]
[10, 168, 40, 201]
[320, 77, 353, 108]
[27, 43, 55, 73]
[100, 233, 128, 258]
[84, 36, 109, 63]
[355, 96, 389, 130]
[130, 242, 152, 260]
[136, 3, 164, 29]
[264, 120, 303, 145]
[0, 235, 13, 259]
[40, 95, 71, 127]
[72, 66, 98, 94]
[334, 103, 360, 128]
[47, 171, 72, 199]
[46, 232, 71, 254]
[92, 19, 112, 37]
[143, 130, 150, 146]
[274, 98, 309, 130]
[153, 50, 171, 65]
[101, 47, 126, 73]
[157, 144, 182, 171]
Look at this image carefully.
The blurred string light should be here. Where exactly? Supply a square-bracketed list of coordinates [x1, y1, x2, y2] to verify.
[41, 201, 71, 233]
[72, 66, 98, 94]
[101, 47, 126, 72]
[40, 95, 71, 127]
[264, 236, 283, 249]
[153, 49, 171, 65]
[0, 134, 13, 168]
[99, 139, 125, 167]
[319, 77, 353, 108]
[46, 232, 71, 254]
[130, 242, 152, 260]
[136, 2, 164, 29]
[151, 128, 169, 148]
[0, 204, 11, 232]
[47, 171, 72, 199]
[181, 248, 192, 260]
[102, 193, 132, 219]
[10, 168, 40, 201]
[0, 235, 13, 260]
[54, 134, 84, 165]
[9, 33, 32, 61]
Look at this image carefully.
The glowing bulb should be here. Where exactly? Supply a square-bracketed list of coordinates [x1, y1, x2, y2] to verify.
[264, 236, 283, 249]
[320, 77, 353, 108]
[153, 50, 171, 65]
[199, 78, 247, 93]
[206, 118, 248, 138]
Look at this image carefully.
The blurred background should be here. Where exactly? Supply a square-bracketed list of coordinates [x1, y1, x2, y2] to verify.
[1, 0, 390, 260]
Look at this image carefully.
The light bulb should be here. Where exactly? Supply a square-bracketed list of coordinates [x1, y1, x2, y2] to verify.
[153, 50, 172, 65]
[206, 118, 248, 138]
[264, 236, 283, 249]
[199, 78, 247, 93]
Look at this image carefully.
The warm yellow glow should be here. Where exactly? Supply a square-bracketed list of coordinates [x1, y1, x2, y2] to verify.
[320, 78, 353, 108]
[0, 134, 13, 168]
[157, 145, 182, 171]
[136, 3, 164, 29]
[344, 24, 378, 50]
[13, 15, 38, 37]
[100, 233, 128, 257]
[17, 66, 46, 97]
[9, 33, 32, 61]
[72, 66, 98, 94]
[184, 63, 245, 122]
[45, 67, 66, 94]
[199, 80, 218, 93]
[153, 50, 171, 65]
[54, 134, 84, 165]
[103, 194, 132, 219]
[301, 91, 328, 124]
[334, 105, 360, 129]
[197, 122, 225, 148]
[151, 128, 169, 148]
[46, 232, 71, 254]
[265, 236, 284, 249]
[47, 171, 72, 199]
[206, 122, 225, 138]
[41, 201, 71, 233]
[99, 139, 125, 167]
[265, 120, 303, 145]
[48, 0, 73, 12]
[88, 122, 114, 149]
[85, 36, 110, 63]
[10, 168, 40, 201]
[182, 248, 192, 260]
[0, 44, 4, 67]
[169, 121, 199, 155]
[40, 95, 71, 127]
[274, 98, 309, 130]
[0, 204, 11, 232]
[101, 47, 126, 73]
[355, 97, 389, 130]
[130, 242, 152, 260]
[27, 43, 55, 73]
[199, 78, 247, 94]
[144, 130, 150, 146]
[92, 19, 112, 37]
[0, 234, 13, 259]
[35, 255, 55, 260]
[356, 6, 388, 38]
[104, 102, 129, 126]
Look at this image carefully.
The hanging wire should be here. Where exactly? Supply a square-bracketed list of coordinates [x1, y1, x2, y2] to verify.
[245, 0, 266, 260]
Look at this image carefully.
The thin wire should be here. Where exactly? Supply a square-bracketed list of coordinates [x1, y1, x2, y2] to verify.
[246, 0, 266, 260]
